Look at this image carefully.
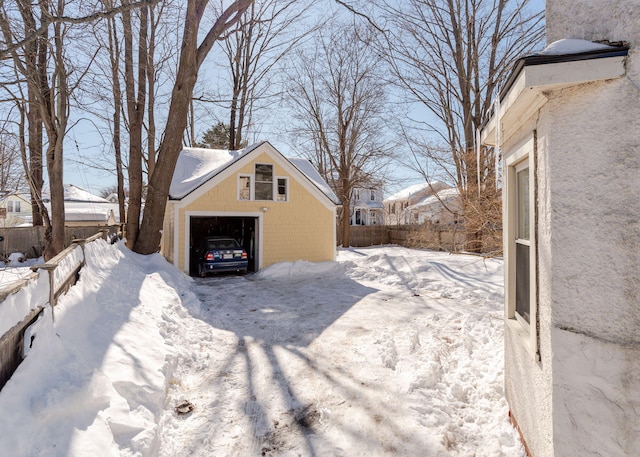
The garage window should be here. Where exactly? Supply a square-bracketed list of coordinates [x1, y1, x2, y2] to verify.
[277, 177, 288, 201]
[255, 164, 273, 200]
[239, 175, 251, 200]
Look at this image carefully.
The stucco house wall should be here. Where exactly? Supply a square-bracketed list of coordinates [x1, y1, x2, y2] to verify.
[500, 119, 556, 457]
[486, 2, 640, 455]
[163, 144, 338, 274]
[545, 3, 640, 456]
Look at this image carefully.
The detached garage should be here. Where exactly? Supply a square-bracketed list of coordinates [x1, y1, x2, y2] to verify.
[161, 141, 340, 275]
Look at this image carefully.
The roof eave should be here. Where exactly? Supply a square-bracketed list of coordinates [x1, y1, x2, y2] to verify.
[482, 48, 628, 147]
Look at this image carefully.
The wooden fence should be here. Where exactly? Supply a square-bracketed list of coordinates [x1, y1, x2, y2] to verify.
[0, 231, 108, 390]
[0, 225, 118, 261]
[339, 223, 502, 254]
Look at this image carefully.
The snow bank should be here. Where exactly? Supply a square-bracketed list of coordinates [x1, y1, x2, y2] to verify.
[256, 259, 351, 279]
[0, 240, 198, 457]
[0, 243, 522, 457]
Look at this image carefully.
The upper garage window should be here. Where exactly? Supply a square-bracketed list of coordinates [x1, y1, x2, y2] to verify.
[255, 163, 273, 200]
[277, 177, 288, 201]
[239, 164, 289, 202]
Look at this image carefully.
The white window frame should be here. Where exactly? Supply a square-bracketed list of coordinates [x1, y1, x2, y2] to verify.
[276, 176, 288, 202]
[370, 189, 376, 201]
[505, 135, 538, 359]
[354, 189, 361, 201]
[238, 174, 253, 201]
[7, 201, 13, 212]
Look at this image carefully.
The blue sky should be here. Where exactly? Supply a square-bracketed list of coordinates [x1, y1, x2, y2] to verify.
[63, 0, 547, 198]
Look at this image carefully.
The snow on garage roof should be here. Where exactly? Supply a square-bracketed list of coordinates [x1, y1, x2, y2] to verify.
[169, 142, 340, 204]
[169, 147, 244, 199]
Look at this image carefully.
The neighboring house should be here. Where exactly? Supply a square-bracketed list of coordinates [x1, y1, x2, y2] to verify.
[481, 3, 638, 455]
[409, 188, 463, 225]
[384, 181, 453, 225]
[0, 193, 32, 227]
[105, 193, 119, 204]
[161, 141, 340, 274]
[43, 184, 121, 227]
[350, 185, 384, 225]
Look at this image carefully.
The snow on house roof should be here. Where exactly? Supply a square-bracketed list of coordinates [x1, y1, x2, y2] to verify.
[169, 142, 340, 204]
[42, 201, 121, 223]
[42, 184, 110, 203]
[64, 184, 110, 202]
[538, 39, 620, 56]
[411, 187, 461, 211]
[385, 181, 447, 201]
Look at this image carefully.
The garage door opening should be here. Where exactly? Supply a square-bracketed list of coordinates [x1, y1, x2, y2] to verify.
[189, 216, 259, 275]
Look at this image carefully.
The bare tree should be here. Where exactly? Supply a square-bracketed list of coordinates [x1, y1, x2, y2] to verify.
[0, 0, 77, 258]
[132, 0, 254, 254]
[287, 24, 395, 246]
[378, 0, 544, 251]
[218, 0, 309, 150]
[0, 0, 159, 258]
[121, 3, 149, 249]
[0, 0, 160, 60]
[0, 126, 25, 194]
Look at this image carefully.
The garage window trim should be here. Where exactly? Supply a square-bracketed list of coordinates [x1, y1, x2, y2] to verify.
[505, 134, 538, 360]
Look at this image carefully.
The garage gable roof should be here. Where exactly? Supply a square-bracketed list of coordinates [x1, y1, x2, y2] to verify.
[169, 141, 340, 205]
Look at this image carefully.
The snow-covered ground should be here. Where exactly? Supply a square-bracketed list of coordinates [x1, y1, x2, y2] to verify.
[0, 240, 524, 456]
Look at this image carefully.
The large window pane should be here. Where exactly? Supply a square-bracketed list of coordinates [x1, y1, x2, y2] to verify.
[517, 168, 530, 240]
[516, 242, 530, 323]
[255, 164, 273, 200]
[277, 178, 287, 201]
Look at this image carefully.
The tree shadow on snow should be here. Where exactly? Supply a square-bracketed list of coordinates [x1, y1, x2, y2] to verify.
[188, 271, 439, 456]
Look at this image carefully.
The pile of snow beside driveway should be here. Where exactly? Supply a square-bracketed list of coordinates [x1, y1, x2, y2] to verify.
[0, 239, 196, 456]
[0, 241, 524, 457]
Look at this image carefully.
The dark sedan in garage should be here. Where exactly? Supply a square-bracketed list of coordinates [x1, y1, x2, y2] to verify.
[195, 236, 248, 276]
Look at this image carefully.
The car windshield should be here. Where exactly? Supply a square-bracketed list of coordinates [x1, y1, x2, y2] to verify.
[206, 239, 239, 250]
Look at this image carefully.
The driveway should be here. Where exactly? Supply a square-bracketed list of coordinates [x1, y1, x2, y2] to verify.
[157, 247, 523, 457]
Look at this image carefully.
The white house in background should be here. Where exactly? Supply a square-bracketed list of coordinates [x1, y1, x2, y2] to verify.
[105, 193, 119, 204]
[0, 193, 31, 227]
[43, 184, 121, 227]
[350, 185, 384, 225]
[481, 1, 639, 455]
[384, 181, 453, 225]
[409, 187, 463, 225]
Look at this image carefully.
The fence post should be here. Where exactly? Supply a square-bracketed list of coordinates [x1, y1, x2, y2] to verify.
[74, 239, 87, 267]
[32, 264, 57, 322]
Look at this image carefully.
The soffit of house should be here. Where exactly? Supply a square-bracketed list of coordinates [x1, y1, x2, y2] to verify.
[482, 39, 628, 146]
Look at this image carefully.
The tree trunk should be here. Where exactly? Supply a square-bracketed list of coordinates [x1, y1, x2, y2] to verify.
[43, 138, 65, 259]
[133, 5, 200, 254]
[133, 0, 254, 255]
[123, 6, 148, 249]
[341, 199, 351, 247]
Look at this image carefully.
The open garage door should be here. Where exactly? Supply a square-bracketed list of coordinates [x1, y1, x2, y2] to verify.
[189, 216, 259, 275]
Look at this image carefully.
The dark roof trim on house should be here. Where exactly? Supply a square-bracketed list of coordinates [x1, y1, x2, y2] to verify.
[481, 40, 628, 146]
